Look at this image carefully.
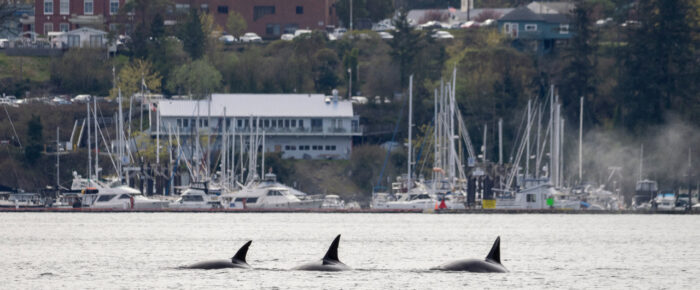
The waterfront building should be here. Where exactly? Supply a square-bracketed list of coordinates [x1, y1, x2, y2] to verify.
[24, 0, 338, 38]
[156, 93, 361, 160]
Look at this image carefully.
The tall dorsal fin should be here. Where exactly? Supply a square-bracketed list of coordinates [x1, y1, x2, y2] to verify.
[322, 234, 341, 262]
[232, 240, 252, 263]
[485, 236, 501, 264]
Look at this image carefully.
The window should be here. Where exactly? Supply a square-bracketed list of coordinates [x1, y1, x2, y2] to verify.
[253, 6, 275, 21]
[44, 23, 54, 34]
[299, 120, 304, 128]
[89, 35, 103, 48]
[291, 120, 296, 127]
[217, 6, 228, 14]
[296, 6, 303, 14]
[110, 0, 119, 15]
[266, 24, 280, 35]
[97, 195, 116, 202]
[277, 120, 283, 127]
[177, 119, 182, 127]
[67, 34, 79, 47]
[84, 0, 93, 15]
[237, 119, 242, 127]
[264, 120, 270, 127]
[118, 194, 131, 199]
[44, 0, 54, 14]
[526, 194, 536, 202]
[60, 0, 69, 15]
[182, 119, 189, 127]
[524, 24, 537, 31]
[559, 24, 569, 34]
[503, 23, 511, 33]
[59, 23, 69, 32]
[284, 119, 290, 128]
[325, 145, 336, 151]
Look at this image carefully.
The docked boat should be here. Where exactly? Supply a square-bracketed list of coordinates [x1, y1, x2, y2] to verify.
[222, 173, 322, 209]
[633, 179, 658, 209]
[0, 191, 45, 208]
[67, 173, 169, 209]
[321, 195, 345, 209]
[170, 182, 224, 209]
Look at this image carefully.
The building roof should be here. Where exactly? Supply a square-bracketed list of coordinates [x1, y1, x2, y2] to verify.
[407, 8, 514, 24]
[527, 2, 575, 15]
[500, 6, 570, 23]
[158, 94, 354, 118]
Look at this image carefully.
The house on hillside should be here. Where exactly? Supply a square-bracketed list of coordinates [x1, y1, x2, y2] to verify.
[51, 27, 115, 51]
[498, 6, 572, 54]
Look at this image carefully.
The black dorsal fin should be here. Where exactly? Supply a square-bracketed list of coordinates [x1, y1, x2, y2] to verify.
[322, 234, 341, 262]
[232, 240, 252, 263]
[485, 236, 501, 264]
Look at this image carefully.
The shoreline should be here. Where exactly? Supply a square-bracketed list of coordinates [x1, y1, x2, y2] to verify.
[0, 208, 697, 214]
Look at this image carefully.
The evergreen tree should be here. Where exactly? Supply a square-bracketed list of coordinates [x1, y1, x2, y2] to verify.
[24, 115, 43, 164]
[390, 9, 422, 89]
[180, 9, 205, 60]
[616, 0, 697, 130]
[559, 0, 598, 124]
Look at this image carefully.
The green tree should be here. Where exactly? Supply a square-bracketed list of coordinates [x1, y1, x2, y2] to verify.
[616, 0, 698, 130]
[180, 9, 205, 60]
[226, 11, 247, 37]
[110, 60, 162, 100]
[313, 48, 341, 94]
[343, 48, 359, 96]
[390, 9, 422, 88]
[24, 115, 42, 164]
[167, 59, 222, 99]
[559, 0, 598, 124]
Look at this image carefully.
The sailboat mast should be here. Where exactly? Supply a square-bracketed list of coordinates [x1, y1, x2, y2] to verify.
[94, 95, 99, 179]
[118, 88, 123, 182]
[56, 127, 60, 188]
[579, 96, 583, 182]
[87, 102, 92, 182]
[526, 99, 531, 177]
[407, 74, 413, 191]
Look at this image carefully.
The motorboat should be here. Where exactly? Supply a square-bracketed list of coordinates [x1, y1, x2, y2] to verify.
[321, 195, 345, 209]
[632, 179, 658, 209]
[653, 193, 677, 210]
[495, 182, 556, 209]
[0, 191, 45, 208]
[170, 182, 224, 209]
[222, 173, 321, 209]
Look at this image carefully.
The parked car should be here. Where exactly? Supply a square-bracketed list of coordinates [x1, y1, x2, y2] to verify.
[377, 31, 394, 40]
[280, 33, 294, 41]
[0, 38, 8, 49]
[294, 29, 312, 39]
[431, 31, 454, 40]
[218, 34, 236, 45]
[239, 32, 262, 43]
[460, 21, 481, 29]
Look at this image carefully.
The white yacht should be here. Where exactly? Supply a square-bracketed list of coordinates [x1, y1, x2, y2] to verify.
[0, 191, 45, 208]
[321, 195, 345, 209]
[222, 173, 322, 209]
[170, 182, 224, 209]
[68, 173, 169, 209]
[654, 193, 677, 211]
[495, 182, 555, 209]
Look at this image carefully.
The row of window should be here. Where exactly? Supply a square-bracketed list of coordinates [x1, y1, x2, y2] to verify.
[43, 0, 118, 15]
[285, 145, 337, 151]
[175, 118, 331, 129]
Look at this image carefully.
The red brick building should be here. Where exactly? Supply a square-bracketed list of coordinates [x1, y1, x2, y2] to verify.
[27, 0, 338, 38]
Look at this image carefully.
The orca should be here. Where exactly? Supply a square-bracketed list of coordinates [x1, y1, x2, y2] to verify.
[293, 234, 351, 271]
[431, 236, 508, 273]
[183, 240, 253, 270]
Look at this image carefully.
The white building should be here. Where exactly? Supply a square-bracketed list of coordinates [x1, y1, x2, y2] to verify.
[156, 94, 362, 160]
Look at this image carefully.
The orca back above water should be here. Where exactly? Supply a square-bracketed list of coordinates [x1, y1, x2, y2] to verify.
[431, 236, 508, 273]
[184, 240, 253, 270]
[293, 234, 351, 271]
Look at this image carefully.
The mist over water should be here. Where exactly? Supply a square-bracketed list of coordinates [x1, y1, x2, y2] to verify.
[2, 213, 700, 289]
[570, 117, 699, 196]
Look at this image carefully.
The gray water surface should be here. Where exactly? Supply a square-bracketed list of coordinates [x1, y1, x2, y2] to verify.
[2, 213, 699, 289]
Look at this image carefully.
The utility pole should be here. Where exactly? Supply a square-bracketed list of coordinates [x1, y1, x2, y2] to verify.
[348, 68, 352, 99]
[579, 96, 583, 182]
